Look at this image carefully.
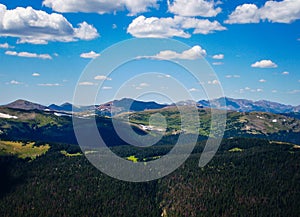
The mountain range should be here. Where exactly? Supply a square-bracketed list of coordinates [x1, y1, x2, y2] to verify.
[0, 98, 300, 145]
[1, 98, 299, 115]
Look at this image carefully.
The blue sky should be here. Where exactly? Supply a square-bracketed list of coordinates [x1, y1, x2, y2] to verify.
[0, 0, 299, 105]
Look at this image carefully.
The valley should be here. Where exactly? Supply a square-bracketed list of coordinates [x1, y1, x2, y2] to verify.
[0, 98, 299, 216]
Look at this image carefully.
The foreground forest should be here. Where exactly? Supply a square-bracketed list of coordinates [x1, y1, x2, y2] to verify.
[0, 138, 299, 217]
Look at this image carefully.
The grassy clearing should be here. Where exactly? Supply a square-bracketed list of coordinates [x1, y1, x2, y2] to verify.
[229, 147, 243, 152]
[126, 155, 138, 163]
[0, 140, 50, 160]
[60, 150, 82, 157]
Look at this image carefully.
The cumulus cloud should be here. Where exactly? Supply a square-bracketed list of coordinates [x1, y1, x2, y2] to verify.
[0, 4, 99, 44]
[141, 45, 206, 60]
[32, 73, 40, 77]
[225, 4, 260, 24]
[212, 54, 224, 59]
[9, 80, 22, 85]
[80, 51, 100, 59]
[94, 75, 112, 81]
[225, 0, 300, 24]
[259, 79, 267, 83]
[0, 42, 13, 49]
[282, 71, 289, 75]
[43, 0, 158, 16]
[5, 51, 52, 59]
[127, 16, 226, 38]
[167, 0, 221, 17]
[251, 60, 278, 68]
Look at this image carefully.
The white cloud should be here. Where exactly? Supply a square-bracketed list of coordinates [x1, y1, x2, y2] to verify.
[112, 24, 117, 29]
[272, 90, 278, 93]
[259, 0, 300, 23]
[102, 86, 112, 90]
[251, 60, 278, 68]
[5, 51, 52, 59]
[226, 75, 240, 78]
[189, 88, 199, 92]
[142, 45, 206, 60]
[38, 83, 60, 87]
[140, 82, 150, 87]
[32, 73, 40, 77]
[0, 4, 99, 44]
[244, 88, 263, 93]
[225, 4, 260, 24]
[212, 62, 223, 65]
[0, 42, 13, 49]
[212, 54, 224, 59]
[43, 0, 158, 16]
[288, 89, 300, 94]
[135, 82, 150, 90]
[167, 0, 221, 17]
[208, 80, 220, 85]
[79, 82, 97, 86]
[94, 75, 112, 81]
[259, 79, 266, 83]
[157, 74, 172, 78]
[80, 51, 100, 59]
[225, 0, 300, 24]
[282, 71, 289, 75]
[74, 22, 99, 40]
[240, 86, 265, 93]
[9, 80, 22, 85]
[127, 16, 226, 38]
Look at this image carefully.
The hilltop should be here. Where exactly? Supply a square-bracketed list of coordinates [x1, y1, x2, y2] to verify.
[2, 99, 49, 111]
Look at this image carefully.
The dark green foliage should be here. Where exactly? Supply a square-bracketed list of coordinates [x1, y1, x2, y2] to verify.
[0, 138, 299, 217]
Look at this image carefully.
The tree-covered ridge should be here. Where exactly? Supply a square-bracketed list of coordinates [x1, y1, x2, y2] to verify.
[0, 138, 299, 217]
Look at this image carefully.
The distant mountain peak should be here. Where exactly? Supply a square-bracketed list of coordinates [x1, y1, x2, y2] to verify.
[4, 99, 48, 111]
[60, 102, 73, 107]
[198, 97, 298, 113]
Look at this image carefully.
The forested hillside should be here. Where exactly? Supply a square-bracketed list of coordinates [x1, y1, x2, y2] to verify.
[0, 138, 299, 217]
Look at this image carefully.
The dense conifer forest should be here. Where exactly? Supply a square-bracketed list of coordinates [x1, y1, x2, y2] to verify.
[0, 138, 299, 217]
